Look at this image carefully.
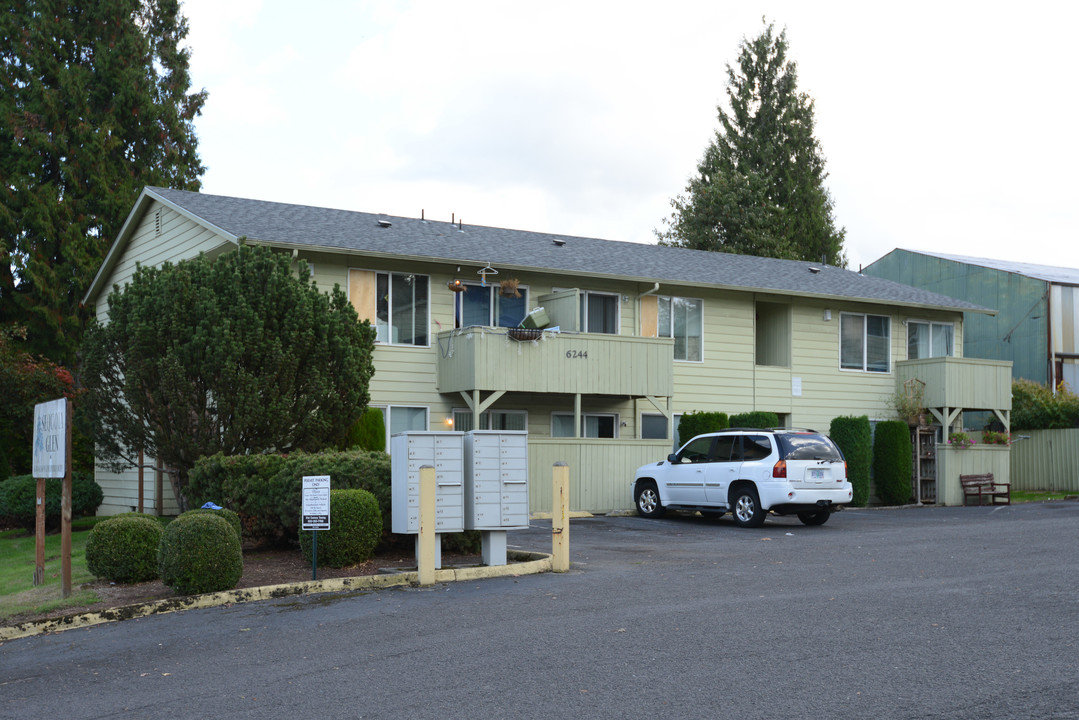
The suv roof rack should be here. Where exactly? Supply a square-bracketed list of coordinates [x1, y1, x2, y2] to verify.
[769, 426, 819, 433]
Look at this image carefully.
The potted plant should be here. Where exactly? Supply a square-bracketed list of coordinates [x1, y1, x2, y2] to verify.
[947, 431, 975, 449]
[889, 379, 927, 426]
[499, 278, 521, 298]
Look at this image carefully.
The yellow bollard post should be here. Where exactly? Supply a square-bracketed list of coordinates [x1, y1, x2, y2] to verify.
[417, 465, 436, 586]
[551, 462, 570, 572]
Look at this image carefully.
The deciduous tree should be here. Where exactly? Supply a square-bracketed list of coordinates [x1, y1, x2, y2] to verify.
[657, 22, 846, 267]
[81, 245, 376, 510]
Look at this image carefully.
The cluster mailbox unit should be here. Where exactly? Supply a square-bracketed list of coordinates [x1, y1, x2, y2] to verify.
[391, 430, 529, 566]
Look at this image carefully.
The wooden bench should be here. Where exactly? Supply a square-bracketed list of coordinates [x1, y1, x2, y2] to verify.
[960, 473, 1011, 506]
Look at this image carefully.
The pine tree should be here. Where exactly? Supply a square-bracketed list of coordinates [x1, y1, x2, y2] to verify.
[0, 0, 206, 363]
[657, 23, 846, 267]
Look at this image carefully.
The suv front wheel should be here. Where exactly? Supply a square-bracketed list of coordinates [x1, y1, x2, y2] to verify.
[731, 486, 766, 528]
[634, 481, 666, 519]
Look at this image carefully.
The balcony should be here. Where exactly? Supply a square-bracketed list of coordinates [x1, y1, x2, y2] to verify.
[436, 327, 674, 398]
[895, 356, 1012, 414]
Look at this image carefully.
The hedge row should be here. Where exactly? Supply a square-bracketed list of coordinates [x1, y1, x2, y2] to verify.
[829, 416, 872, 507]
[186, 450, 391, 545]
[0, 473, 103, 530]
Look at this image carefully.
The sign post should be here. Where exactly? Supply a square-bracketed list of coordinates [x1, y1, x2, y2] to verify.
[32, 398, 71, 595]
[301, 475, 331, 581]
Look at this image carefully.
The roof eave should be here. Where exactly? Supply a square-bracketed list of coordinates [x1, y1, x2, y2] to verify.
[83, 187, 241, 307]
[262, 240, 995, 316]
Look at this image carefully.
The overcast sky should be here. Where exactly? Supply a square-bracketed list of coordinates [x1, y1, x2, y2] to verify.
[181, 0, 1079, 273]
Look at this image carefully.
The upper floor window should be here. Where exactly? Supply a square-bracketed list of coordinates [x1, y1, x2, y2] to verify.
[455, 283, 528, 329]
[907, 321, 954, 359]
[376, 272, 428, 345]
[841, 312, 890, 373]
[580, 292, 619, 334]
[658, 296, 703, 361]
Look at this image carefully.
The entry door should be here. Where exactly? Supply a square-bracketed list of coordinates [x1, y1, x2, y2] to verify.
[703, 435, 740, 505]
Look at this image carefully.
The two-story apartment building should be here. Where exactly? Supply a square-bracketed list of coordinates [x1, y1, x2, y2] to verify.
[85, 188, 1004, 514]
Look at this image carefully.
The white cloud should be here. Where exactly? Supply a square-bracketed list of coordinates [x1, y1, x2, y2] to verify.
[180, 0, 1079, 271]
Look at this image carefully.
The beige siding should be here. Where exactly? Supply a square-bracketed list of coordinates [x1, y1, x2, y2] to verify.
[95, 204, 230, 318]
[95, 456, 179, 517]
[528, 439, 671, 512]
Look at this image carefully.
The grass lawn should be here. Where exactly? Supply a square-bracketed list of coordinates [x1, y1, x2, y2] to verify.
[0, 517, 105, 621]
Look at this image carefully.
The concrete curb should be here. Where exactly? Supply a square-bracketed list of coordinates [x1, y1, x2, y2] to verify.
[0, 550, 552, 642]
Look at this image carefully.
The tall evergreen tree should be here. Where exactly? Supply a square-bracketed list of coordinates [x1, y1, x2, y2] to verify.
[657, 23, 846, 267]
[0, 0, 206, 363]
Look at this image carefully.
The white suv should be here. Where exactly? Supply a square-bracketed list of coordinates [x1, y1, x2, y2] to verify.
[632, 429, 853, 527]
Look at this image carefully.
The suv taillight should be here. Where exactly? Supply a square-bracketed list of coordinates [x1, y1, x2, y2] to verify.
[772, 460, 787, 478]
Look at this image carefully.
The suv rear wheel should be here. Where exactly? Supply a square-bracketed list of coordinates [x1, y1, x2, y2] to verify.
[635, 481, 665, 518]
[731, 486, 765, 528]
[797, 509, 831, 526]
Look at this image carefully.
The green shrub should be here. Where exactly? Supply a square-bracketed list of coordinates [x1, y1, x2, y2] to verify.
[676, 411, 729, 446]
[729, 411, 780, 429]
[872, 420, 912, 505]
[442, 530, 482, 554]
[298, 489, 382, 567]
[184, 507, 242, 541]
[158, 512, 243, 594]
[86, 514, 163, 583]
[0, 472, 104, 530]
[343, 407, 386, 452]
[187, 450, 391, 545]
[830, 415, 871, 507]
[1011, 379, 1079, 430]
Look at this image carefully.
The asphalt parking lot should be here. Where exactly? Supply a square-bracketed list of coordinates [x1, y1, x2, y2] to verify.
[3, 502, 1078, 719]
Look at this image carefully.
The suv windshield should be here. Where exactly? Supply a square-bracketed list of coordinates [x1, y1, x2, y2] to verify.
[776, 433, 844, 461]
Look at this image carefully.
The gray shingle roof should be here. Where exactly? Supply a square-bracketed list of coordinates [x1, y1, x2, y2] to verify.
[148, 187, 992, 314]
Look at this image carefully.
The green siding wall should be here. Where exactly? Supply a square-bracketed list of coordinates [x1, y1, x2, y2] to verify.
[864, 250, 1049, 384]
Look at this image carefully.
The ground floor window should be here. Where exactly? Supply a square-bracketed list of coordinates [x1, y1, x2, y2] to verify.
[641, 413, 668, 440]
[452, 409, 527, 432]
[370, 405, 429, 446]
[551, 412, 619, 438]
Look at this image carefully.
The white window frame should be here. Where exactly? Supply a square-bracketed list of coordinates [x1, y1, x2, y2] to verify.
[376, 271, 430, 347]
[454, 282, 530, 329]
[657, 295, 704, 362]
[640, 412, 669, 440]
[906, 320, 955, 359]
[579, 291, 620, 335]
[373, 405, 429, 448]
[551, 412, 620, 438]
[840, 312, 891, 374]
[451, 408, 528, 432]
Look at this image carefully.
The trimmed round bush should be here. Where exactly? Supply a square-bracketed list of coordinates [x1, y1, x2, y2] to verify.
[159, 512, 243, 594]
[183, 507, 242, 542]
[873, 420, 913, 506]
[86, 514, 163, 583]
[299, 489, 382, 567]
[0, 472, 104, 530]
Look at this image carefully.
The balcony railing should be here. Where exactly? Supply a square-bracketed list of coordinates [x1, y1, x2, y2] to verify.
[895, 357, 1012, 412]
[436, 327, 673, 397]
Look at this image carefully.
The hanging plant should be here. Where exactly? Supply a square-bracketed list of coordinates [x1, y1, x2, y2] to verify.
[447, 278, 465, 292]
[500, 278, 521, 298]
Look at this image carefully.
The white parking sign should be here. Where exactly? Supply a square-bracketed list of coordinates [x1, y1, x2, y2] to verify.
[301, 476, 331, 530]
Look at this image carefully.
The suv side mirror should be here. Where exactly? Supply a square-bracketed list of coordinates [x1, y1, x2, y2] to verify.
[667, 453, 680, 464]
